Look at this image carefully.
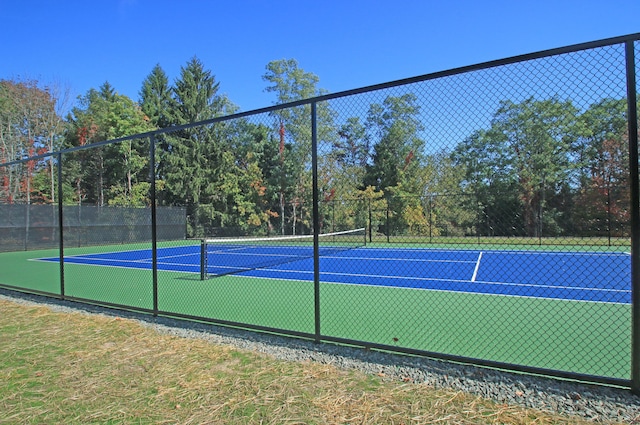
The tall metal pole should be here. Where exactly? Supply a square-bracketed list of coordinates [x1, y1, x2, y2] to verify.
[625, 40, 640, 395]
[57, 153, 65, 299]
[311, 102, 321, 343]
[150, 136, 159, 316]
[279, 120, 286, 236]
[368, 198, 372, 243]
[607, 177, 612, 247]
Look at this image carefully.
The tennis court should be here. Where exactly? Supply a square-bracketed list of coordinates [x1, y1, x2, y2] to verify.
[0, 232, 625, 381]
[35, 234, 630, 305]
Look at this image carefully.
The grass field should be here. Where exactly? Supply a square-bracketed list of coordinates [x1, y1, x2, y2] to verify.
[0, 240, 632, 382]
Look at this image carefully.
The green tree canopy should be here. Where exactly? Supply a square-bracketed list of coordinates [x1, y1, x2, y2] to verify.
[364, 93, 425, 192]
[65, 82, 152, 206]
[362, 93, 426, 235]
[0, 78, 64, 204]
[262, 59, 336, 234]
[453, 97, 585, 237]
[139, 64, 172, 129]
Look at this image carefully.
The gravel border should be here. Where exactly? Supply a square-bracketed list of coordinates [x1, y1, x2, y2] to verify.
[1, 288, 639, 423]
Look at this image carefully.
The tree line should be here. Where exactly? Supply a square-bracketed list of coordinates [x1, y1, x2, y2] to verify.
[0, 57, 633, 239]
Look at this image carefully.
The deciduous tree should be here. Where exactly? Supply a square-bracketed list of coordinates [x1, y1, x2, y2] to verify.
[65, 82, 152, 206]
[262, 59, 336, 234]
[0, 78, 63, 204]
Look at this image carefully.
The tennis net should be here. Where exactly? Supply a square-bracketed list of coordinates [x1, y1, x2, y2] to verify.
[200, 228, 366, 279]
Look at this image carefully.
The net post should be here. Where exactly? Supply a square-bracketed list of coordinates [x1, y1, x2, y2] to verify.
[200, 239, 208, 280]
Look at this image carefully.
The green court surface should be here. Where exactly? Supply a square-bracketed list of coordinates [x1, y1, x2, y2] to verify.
[0, 243, 631, 381]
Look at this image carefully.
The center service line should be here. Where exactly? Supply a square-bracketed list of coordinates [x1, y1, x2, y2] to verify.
[471, 251, 483, 282]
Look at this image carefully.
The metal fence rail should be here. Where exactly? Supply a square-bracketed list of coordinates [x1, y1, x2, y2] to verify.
[1, 33, 639, 392]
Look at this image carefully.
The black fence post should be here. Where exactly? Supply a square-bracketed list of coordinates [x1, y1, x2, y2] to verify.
[476, 194, 481, 244]
[200, 239, 208, 281]
[150, 136, 158, 316]
[607, 181, 612, 247]
[368, 198, 372, 243]
[386, 199, 390, 243]
[331, 201, 335, 234]
[311, 102, 321, 344]
[625, 40, 640, 395]
[57, 152, 65, 299]
[428, 196, 433, 243]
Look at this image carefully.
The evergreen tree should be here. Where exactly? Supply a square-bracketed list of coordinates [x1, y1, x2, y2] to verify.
[159, 57, 240, 236]
[139, 64, 172, 129]
[170, 57, 222, 124]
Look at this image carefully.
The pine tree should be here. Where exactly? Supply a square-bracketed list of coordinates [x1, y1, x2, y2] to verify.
[139, 64, 172, 129]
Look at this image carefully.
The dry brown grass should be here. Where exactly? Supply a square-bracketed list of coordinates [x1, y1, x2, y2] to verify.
[0, 298, 620, 424]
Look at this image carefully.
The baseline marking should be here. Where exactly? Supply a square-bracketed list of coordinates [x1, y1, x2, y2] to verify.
[244, 266, 629, 294]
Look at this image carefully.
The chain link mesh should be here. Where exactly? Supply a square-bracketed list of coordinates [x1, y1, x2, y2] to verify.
[0, 36, 638, 385]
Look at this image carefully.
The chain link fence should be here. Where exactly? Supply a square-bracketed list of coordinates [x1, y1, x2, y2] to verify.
[1, 34, 639, 390]
[324, 191, 631, 245]
[0, 204, 185, 252]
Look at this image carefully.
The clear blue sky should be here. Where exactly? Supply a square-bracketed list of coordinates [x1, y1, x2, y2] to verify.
[2, 0, 639, 113]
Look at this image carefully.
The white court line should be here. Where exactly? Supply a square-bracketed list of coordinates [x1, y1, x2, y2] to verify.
[471, 252, 483, 282]
[244, 267, 629, 294]
[32, 253, 629, 304]
[51, 258, 629, 296]
[210, 246, 255, 254]
[62, 256, 149, 264]
[32, 252, 198, 266]
[210, 251, 475, 264]
[326, 255, 476, 264]
[155, 252, 200, 261]
[213, 252, 307, 258]
[351, 246, 631, 256]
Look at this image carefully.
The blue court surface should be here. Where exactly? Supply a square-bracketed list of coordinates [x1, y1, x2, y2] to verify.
[38, 245, 631, 304]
